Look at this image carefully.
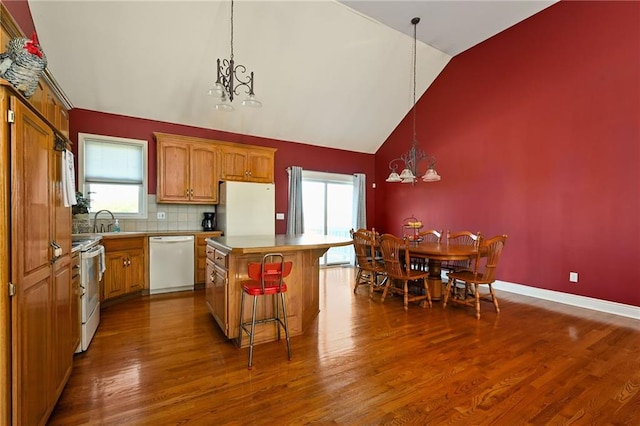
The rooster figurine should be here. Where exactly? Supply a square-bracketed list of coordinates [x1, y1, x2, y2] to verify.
[0, 32, 47, 98]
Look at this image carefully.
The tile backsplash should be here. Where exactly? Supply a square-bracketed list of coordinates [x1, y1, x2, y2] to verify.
[91, 195, 216, 233]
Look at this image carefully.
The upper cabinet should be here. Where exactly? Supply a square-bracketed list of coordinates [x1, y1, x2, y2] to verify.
[219, 145, 275, 183]
[155, 133, 219, 204]
[155, 133, 277, 204]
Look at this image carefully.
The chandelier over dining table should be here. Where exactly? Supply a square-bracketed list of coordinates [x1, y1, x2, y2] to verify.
[386, 17, 441, 184]
[208, 0, 262, 111]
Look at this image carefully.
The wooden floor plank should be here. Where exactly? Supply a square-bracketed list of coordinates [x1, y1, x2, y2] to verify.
[48, 267, 640, 425]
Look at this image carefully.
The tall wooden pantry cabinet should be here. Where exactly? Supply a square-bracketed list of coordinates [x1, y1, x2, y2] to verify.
[1, 4, 76, 425]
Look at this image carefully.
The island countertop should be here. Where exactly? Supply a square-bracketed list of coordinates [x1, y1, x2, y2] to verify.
[206, 234, 353, 255]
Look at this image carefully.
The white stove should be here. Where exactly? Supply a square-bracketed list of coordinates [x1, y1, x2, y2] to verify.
[72, 235, 105, 352]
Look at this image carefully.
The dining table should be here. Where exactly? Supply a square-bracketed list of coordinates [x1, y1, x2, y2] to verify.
[406, 241, 481, 301]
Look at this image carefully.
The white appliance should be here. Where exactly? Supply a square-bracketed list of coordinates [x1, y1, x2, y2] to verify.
[217, 181, 276, 236]
[149, 235, 195, 294]
[72, 236, 105, 353]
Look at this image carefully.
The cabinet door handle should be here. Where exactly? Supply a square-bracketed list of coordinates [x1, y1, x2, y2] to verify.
[123, 259, 127, 268]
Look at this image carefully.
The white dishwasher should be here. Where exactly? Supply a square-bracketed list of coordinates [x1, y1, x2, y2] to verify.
[149, 235, 195, 294]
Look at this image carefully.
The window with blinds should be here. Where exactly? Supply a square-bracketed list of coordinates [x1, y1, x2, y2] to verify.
[78, 133, 148, 219]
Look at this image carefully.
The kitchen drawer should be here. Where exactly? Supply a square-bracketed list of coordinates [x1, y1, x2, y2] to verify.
[206, 244, 216, 262]
[212, 249, 228, 269]
[103, 236, 145, 252]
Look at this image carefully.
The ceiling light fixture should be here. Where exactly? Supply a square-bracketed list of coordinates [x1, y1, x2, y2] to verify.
[386, 17, 441, 184]
[208, 0, 261, 112]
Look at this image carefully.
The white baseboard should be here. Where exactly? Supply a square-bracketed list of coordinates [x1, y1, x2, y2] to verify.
[491, 280, 640, 320]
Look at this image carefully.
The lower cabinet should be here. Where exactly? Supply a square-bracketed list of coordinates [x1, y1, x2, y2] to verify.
[52, 257, 74, 400]
[102, 237, 145, 301]
[205, 246, 228, 334]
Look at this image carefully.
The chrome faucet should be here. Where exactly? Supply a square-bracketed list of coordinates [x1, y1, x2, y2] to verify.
[93, 209, 115, 233]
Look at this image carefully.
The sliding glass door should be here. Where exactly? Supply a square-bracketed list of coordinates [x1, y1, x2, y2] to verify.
[302, 171, 354, 266]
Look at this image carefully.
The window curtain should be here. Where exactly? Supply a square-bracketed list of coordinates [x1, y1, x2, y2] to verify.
[287, 166, 304, 235]
[352, 173, 366, 231]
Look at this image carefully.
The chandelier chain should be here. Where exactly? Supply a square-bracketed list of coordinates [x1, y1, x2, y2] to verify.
[230, 0, 234, 60]
[412, 18, 417, 145]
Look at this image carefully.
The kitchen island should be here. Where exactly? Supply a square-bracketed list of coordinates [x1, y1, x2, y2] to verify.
[205, 234, 353, 347]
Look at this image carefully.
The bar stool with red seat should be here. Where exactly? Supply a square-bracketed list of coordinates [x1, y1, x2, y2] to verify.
[238, 253, 293, 369]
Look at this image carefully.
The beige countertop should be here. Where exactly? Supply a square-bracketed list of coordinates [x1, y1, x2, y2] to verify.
[206, 234, 353, 255]
[73, 230, 222, 240]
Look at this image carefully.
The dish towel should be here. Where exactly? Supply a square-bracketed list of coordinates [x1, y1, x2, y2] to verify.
[62, 149, 77, 207]
[98, 246, 106, 281]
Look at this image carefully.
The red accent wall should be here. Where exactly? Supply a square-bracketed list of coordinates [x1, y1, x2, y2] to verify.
[375, 1, 640, 306]
[69, 109, 376, 235]
[2, 0, 36, 37]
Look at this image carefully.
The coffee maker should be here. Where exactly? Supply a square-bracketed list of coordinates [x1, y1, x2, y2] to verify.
[201, 212, 216, 231]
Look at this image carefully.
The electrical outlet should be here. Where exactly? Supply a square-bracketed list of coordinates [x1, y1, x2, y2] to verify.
[157, 212, 166, 220]
[569, 272, 578, 283]
[276, 213, 285, 220]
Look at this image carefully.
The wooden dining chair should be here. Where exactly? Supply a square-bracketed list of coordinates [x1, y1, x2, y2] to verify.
[419, 229, 443, 243]
[409, 229, 443, 272]
[443, 234, 508, 319]
[378, 234, 432, 311]
[350, 228, 386, 298]
[443, 230, 481, 272]
[442, 230, 481, 298]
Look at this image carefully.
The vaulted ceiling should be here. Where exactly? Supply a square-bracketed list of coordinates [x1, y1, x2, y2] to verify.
[28, 0, 556, 154]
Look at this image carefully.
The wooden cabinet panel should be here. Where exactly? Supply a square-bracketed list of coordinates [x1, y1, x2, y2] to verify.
[156, 134, 218, 204]
[102, 237, 146, 301]
[103, 252, 128, 299]
[52, 258, 73, 399]
[56, 106, 70, 138]
[157, 142, 190, 202]
[44, 87, 61, 126]
[190, 145, 217, 202]
[28, 80, 46, 116]
[219, 147, 248, 181]
[247, 150, 275, 183]
[220, 145, 275, 183]
[213, 264, 228, 333]
[128, 249, 144, 292]
[205, 247, 228, 335]
[19, 275, 51, 426]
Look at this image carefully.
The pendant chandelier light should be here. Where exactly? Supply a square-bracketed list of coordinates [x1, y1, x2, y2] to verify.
[208, 0, 261, 111]
[386, 17, 441, 184]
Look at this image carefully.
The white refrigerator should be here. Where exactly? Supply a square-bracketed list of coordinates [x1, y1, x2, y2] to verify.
[217, 181, 275, 236]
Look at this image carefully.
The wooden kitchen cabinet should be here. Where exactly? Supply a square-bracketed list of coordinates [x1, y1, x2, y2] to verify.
[205, 246, 229, 335]
[102, 237, 145, 301]
[219, 145, 275, 183]
[5, 86, 73, 426]
[155, 133, 218, 204]
[56, 105, 70, 138]
[195, 232, 222, 286]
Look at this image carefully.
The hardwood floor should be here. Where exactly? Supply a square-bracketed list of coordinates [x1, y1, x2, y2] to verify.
[48, 267, 640, 425]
